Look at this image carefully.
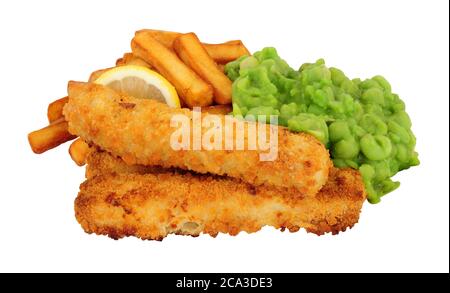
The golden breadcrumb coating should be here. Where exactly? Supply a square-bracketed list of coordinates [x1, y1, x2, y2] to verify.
[76, 150, 365, 240]
[85, 147, 159, 179]
[64, 81, 331, 197]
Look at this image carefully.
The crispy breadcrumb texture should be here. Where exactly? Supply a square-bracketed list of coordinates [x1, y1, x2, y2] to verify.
[76, 151, 365, 240]
[85, 147, 159, 179]
[64, 81, 331, 197]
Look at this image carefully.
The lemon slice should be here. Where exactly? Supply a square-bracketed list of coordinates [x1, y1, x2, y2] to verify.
[94, 65, 180, 108]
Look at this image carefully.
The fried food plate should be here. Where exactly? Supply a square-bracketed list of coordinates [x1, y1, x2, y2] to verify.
[27, 29, 369, 241]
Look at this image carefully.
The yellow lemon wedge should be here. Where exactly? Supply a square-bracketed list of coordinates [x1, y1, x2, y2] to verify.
[94, 65, 180, 108]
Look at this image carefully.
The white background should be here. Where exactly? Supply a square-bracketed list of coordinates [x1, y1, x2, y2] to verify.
[0, 0, 448, 273]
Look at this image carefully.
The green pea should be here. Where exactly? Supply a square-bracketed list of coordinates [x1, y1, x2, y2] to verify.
[367, 194, 381, 204]
[333, 138, 359, 159]
[351, 124, 367, 138]
[358, 167, 381, 203]
[329, 101, 345, 114]
[288, 114, 329, 145]
[224, 55, 248, 81]
[332, 158, 347, 168]
[392, 100, 405, 112]
[260, 59, 276, 72]
[279, 103, 299, 124]
[329, 121, 351, 142]
[389, 159, 400, 175]
[299, 62, 313, 72]
[372, 75, 392, 92]
[364, 103, 383, 116]
[360, 114, 388, 135]
[360, 134, 392, 160]
[335, 92, 347, 101]
[330, 67, 347, 86]
[384, 93, 395, 106]
[352, 78, 362, 87]
[340, 79, 359, 96]
[346, 118, 357, 126]
[380, 179, 400, 195]
[307, 104, 326, 115]
[392, 111, 412, 128]
[364, 182, 380, 203]
[280, 103, 298, 116]
[304, 85, 315, 99]
[359, 164, 375, 179]
[388, 121, 410, 144]
[343, 94, 355, 113]
[245, 106, 279, 123]
[324, 86, 335, 100]
[232, 103, 244, 116]
[361, 88, 385, 105]
[353, 102, 364, 119]
[312, 89, 328, 107]
[372, 161, 391, 181]
[235, 76, 250, 91]
[360, 79, 382, 90]
[254, 47, 278, 60]
[344, 159, 359, 169]
[298, 103, 308, 113]
[389, 132, 401, 143]
[303, 64, 331, 83]
[242, 95, 261, 108]
[409, 152, 420, 166]
[240, 56, 259, 70]
[395, 144, 410, 163]
[316, 58, 326, 65]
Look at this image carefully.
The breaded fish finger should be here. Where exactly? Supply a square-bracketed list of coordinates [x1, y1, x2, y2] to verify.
[75, 164, 365, 240]
[64, 82, 331, 196]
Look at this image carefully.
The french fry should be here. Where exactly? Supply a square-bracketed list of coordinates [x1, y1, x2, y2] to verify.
[173, 33, 232, 104]
[69, 138, 90, 166]
[204, 40, 250, 64]
[116, 53, 152, 68]
[202, 104, 233, 115]
[135, 29, 250, 64]
[132, 33, 213, 107]
[135, 29, 180, 50]
[47, 96, 69, 123]
[28, 118, 76, 154]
